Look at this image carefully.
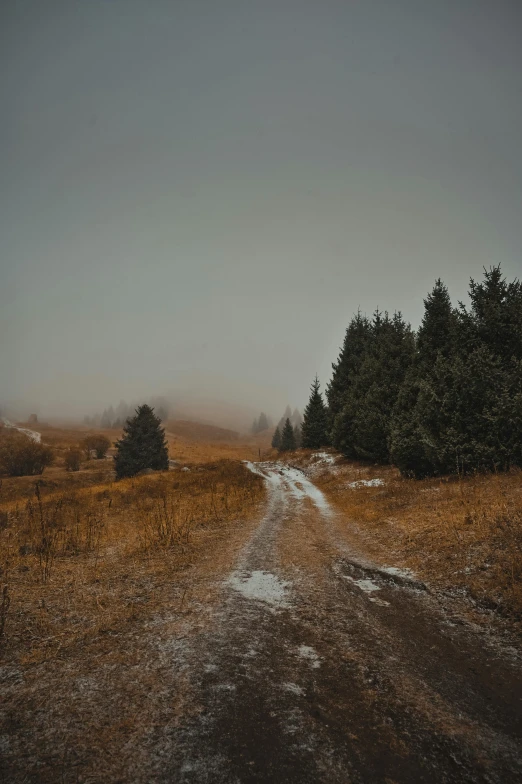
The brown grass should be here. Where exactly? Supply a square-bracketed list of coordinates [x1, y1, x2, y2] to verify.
[0, 460, 264, 665]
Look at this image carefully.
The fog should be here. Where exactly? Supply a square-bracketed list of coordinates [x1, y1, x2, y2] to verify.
[2, 1, 521, 428]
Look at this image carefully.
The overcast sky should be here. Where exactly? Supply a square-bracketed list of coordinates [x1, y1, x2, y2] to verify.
[2, 0, 521, 421]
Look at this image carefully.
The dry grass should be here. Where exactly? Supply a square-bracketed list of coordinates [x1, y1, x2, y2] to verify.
[0, 447, 266, 782]
[289, 451, 522, 629]
[0, 460, 264, 664]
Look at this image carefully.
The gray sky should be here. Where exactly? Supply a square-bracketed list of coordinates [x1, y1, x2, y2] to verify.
[2, 0, 521, 422]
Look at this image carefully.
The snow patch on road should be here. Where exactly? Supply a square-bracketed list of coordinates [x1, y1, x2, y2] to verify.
[343, 575, 381, 593]
[297, 644, 321, 669]
[283, 682, 305, 696]
[227, 570, 291, 607]
[246, 461, 334, 517]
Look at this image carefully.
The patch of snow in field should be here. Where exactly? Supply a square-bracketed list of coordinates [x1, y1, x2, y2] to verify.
[297, 644, 321, 669]
[346, 478, 384, 489]
[311, 452, 336, 465]
[1, 418, 41, 443]
[283, 682, 305, 696]
[227, 570, 291, 607]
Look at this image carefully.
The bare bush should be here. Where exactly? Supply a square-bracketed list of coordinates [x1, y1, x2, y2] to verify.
[80, 434, 111, 459]
[0, 432, 54, 476]
[64, 447, 82, 472]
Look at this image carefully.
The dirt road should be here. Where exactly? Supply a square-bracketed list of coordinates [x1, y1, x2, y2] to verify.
[162, 461, 522, 783]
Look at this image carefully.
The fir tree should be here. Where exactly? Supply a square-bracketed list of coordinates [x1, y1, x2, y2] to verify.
[258, 412, 269, 431]
[280, 418, 296, 451]
[417, 279, 457, 369]
[301, 376, 329, 449]
[332, 311, 414, 461]
[293, 424, 302, 449]
[271, 426, 282, 449]
[326, 311, 372, 431]
[114, 405, 169, 479]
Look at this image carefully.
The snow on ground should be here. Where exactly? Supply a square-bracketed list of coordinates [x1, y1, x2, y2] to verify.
[227, 569, 291, 607]
[310, 452, 336, 465]
[1, 419, 41, 443]
[346, 478, 385, 489]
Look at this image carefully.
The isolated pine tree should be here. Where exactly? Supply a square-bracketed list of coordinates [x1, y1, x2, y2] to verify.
[114, 405, 169, 479]
[301, 376, 329, 449]
[280, 418, 296, 452]
[271, 426, 282, 449]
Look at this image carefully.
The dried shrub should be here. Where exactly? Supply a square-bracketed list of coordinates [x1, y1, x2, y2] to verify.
[0, 432, 54, 477]
[80, 434, 111, 459]
[64, 447, 82, 472]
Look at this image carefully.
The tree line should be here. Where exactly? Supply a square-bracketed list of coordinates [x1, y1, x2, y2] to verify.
[295, 266, 521, 477]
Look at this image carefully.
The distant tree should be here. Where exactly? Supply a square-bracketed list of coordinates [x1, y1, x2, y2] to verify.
[251, 417, 259, 434]
[293, 424, 302, 449]
[114, 405, 169, 479]
[257, 412, 269, 432]
[271, 426, 282, 449]
[80, 434, 111, 460]
[0, 433, 54, 477]
[100, 409, 112, 429]
[301, 376, 329, 449]
[64, 447, 81, 472]
[280, 418, 296, 452]
[291, 408, 303, 428]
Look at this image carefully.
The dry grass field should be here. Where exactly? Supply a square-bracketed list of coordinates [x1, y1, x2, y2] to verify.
[286, 450, 522, 633]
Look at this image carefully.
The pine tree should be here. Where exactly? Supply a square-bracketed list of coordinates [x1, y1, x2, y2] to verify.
[258, 412, 269, 431]
[280, 418, 296, 451]
[332, 311, 414, 461]
[251, 418, 259, 434]
[326, 311, 372, 431]
[293, 424, 302, 449]
[417, 279, 457, 369]
[301, 376, 329, 449]
[114, 405, 169, 479]
[271, 426, 282, 449]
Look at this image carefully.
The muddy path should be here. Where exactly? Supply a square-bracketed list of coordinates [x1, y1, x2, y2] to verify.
[163, 461, 522, 783]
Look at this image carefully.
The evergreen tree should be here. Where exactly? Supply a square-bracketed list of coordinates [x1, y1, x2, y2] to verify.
[258, 412, 269, 431]
[251, 417, 259, 434]
[332, 311, 414, 461]
[271, 426, 282, 449]
[291, 408, 303, 427]
[326, 311, 372, 431]
[114, 405, 169, 479]
[417, 279, 457, 369]
[293, 424, 302, 449]
[280, 418, 296, 451]
[301, 376, 329, 449]
[390, 268, 522, 477]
